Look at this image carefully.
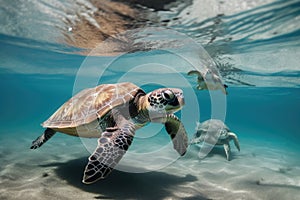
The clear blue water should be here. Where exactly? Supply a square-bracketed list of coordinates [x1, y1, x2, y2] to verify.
[1, 0, 300, 199]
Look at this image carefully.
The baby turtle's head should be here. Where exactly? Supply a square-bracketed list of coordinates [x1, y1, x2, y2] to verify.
[146, 88, 184, 114]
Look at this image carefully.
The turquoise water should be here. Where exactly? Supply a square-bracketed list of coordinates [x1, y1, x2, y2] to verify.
[1, 0, 300, 199]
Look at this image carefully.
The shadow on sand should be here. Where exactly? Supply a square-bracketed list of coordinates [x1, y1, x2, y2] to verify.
[45, 157, 208, 199]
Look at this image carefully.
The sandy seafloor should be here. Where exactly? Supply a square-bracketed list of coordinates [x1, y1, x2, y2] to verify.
[1, 121, 300, 200]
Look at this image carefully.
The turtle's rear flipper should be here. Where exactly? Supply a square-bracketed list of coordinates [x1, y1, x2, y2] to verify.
[30, 128, 56, 149]
[82, 123, 135, 184]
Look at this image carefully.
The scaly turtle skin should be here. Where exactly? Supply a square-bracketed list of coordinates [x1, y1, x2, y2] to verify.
[30, 82, 188, 184]
[188, 70, 228, 94]
[190, 119, 240, 161]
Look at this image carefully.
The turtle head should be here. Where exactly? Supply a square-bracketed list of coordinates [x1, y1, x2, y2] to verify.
[146, 88, 184, 114]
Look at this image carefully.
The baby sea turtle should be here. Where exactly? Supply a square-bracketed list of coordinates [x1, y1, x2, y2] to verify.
[190, 119, 240, 160]
[31, 82, 188, 184]
[188, 70, 228, 94]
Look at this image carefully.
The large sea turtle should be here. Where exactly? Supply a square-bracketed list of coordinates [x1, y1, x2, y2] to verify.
[188, 69, 228, 94]
[190, 119, 240, 161]
[31, 82, 188, 184]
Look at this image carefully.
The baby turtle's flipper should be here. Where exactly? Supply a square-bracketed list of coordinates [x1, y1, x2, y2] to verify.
[187, 70, 202, 77]
[164, 114, 188, 156]
[30, 128, 56, 149]
[188, 70, 206, 90]
[82, 123, 135, 184]
[223, 143, 231, 161]
[228, 132, 240, 151]
[224, 84, 229, 92]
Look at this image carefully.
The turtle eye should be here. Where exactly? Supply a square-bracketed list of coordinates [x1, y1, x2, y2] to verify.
[162, 90, 175, 102]
[219, 130, 226, 136]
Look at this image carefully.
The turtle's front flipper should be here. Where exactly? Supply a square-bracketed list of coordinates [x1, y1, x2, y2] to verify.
[187, 70, 206, 90]
[30, 128, 56, 149]
[82, 123, 135, 184]
[223, 143, 231, 161]
[228, 132, 240, 151]
[187, 70, 202, 77]
[164, 114, 188, 156]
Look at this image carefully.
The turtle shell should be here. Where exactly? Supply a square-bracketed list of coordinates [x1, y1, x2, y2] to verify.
[199, 120, 229, 136]
[195, 119, 230, 144]
[42, 82, 143, 129]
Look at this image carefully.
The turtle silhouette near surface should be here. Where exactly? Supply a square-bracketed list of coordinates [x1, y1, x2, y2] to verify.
[188, 70, 228, 94]
[191, 119, 240, 161]
[31, 82, 188, 184]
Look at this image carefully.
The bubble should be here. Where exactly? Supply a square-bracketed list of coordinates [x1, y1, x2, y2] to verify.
[73, 27, 226, 174]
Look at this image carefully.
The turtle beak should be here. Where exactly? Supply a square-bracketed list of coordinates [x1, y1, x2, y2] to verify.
[175, 91, 185, 107]
[179, 96, 185, 107]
